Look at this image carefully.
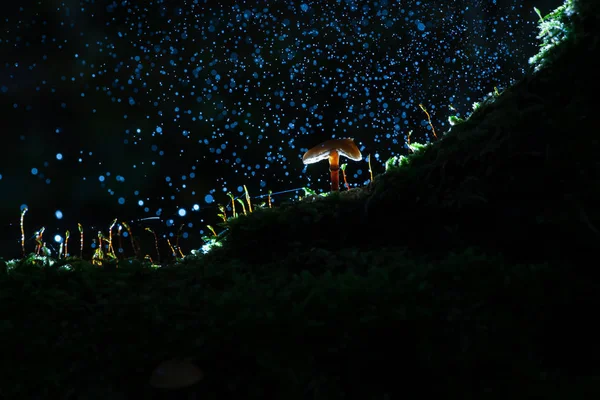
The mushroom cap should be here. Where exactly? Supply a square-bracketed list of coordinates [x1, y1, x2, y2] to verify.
[149, 358, 203, 389]
[302, 138, 362, 164]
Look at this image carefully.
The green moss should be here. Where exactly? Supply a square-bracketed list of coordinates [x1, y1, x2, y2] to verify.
[529, 0, 600, 72]
[528, 0, 575, 72]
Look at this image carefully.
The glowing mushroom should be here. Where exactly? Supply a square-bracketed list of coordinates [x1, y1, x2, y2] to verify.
[149, 358, 203, 389]
[302, 138, 362, 191]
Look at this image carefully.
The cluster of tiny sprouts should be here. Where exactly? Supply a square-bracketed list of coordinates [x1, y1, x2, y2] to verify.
[18, 209, 187, 267]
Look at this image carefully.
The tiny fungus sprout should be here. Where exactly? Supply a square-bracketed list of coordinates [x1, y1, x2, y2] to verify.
[146, 227, 160, 262]
[176, 223, 185, 258]
[121, 222, 139, 258]
[78, 223, 84, 258]
[243, 184, 253, 213]
[20, 207, 27, 257]
[107, 218, 118, 258]
[303, 138, 362, 191]
[64, 230, 70, 257]
[207, 225, 218, 237]
[35, 227, 45, 255]
[227, 192, 237, 218]
[217, 205, 227, 222]
[418, 103, 438, 139]
[340, 163, 350, 190]
[117, 224, 123, 253]
[236, 198, 247, 215]
[167, 238, 177, 258]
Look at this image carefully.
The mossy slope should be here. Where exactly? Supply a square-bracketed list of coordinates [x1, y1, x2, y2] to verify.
[220, 0, 600, 266]
[1, 1, 600, 399]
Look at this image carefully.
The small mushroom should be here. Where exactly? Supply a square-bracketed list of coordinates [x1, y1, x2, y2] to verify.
[302, 138, 362, 191]
[149, 358, 203, 389]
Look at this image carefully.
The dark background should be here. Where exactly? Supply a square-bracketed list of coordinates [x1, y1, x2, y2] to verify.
[0, 0, 562, 259]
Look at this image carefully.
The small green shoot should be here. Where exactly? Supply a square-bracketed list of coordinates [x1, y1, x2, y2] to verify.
[303, 187, 317, 197]
[236, 198, 248, 216]
[340, 163, 350, 190]
[448, 115, 465, 126]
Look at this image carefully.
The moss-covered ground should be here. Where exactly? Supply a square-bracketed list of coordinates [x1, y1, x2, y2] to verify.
[2, 0, 599, 398]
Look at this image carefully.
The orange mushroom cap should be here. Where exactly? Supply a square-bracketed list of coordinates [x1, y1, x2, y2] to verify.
[302, 138, 362, 164]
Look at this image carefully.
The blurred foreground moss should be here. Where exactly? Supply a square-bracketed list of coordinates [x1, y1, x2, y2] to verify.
[3, 248, 600, 399]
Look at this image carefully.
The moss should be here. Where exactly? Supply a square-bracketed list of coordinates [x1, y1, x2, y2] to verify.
[2, 0, 600, 398]
[529, 0, 600, 72]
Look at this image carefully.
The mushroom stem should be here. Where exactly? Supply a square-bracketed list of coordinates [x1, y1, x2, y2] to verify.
[328, 149, 340, 191]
